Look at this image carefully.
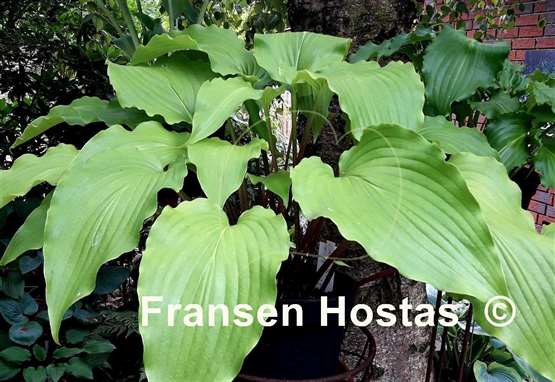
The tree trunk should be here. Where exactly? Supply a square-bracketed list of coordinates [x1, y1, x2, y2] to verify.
[288, 1, 432, 380]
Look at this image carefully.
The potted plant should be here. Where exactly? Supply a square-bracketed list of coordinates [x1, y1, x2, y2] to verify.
[1, 23, 554, 382]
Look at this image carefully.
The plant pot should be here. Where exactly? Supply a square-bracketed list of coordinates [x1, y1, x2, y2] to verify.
[238, 272, 357, 380]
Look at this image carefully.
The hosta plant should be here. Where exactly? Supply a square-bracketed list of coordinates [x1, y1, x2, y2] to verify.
[1, 24, 554, 381]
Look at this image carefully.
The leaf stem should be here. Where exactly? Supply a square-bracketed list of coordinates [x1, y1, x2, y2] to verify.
[135, 0, 145, 37]
[196, 0, 210, 25]
[116, 0, 140, 48]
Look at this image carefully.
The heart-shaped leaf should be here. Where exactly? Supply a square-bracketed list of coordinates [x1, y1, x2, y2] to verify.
[22, 366, 47, 382]
[138, 199, 289, 381]
[109, 54, 215, 125]
[133, 25, 260, 77]
[291, 124, 505, 302]
[254, 31, 350, 84]
[9, 321, 42, 346]
[43, 122, 189, 342]
[188, 138, 267, 207]
[423, 26, 509, 115]
[45, 364, 65, 382]
[316, 61, 425, 139]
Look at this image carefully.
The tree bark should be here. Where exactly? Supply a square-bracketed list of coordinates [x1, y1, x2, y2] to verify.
[288, 1, 432, 380]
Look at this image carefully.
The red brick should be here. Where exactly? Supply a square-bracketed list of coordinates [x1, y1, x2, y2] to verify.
[534, 1, 546, 12]
[512, 38, 536, 49]
[532, 190, 553, 204]
[465, 20, 473, 31]
[536, 37, 555, 48]
[546, 26, 555, 36]
[467, 30, 476, 38]
[548, 0, 555, 11]
[528, 200, 547, 214]
[515, 50, 526, 60]
[519, 26, 544, 37]
[538, 215, 555, 224]
[546, 12, 555, 23]
[548, 205, 555, 217]
[517, 15, 539, 26]
[498, 28, 519, 38]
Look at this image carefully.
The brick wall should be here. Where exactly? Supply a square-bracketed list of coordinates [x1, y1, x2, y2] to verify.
[464, 0, 555, 231]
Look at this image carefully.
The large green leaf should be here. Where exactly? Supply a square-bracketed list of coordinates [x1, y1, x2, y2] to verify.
[190, 77, 264, 143]
[0, 194, 51, 266]
[11, 97, 148, 148]
[484, 114, 529, 171]
[423, 26, 509, 115]
[416, 116, 498, 157]
[132, 25, 259, 77]
[108, 54, 215, 125]
[316, 61, 425, 139]
[450, 153, 555, 380]
[534, 137, 555, 187]
[0, 144, 77, 209]
[253, 31, 350, 84]
[43, 122, 189, 342]
[138, 199, 289, 382]
[186, 25, 259, 77]
[291, 124, 505, 302]
[188, 138, 267, 207]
